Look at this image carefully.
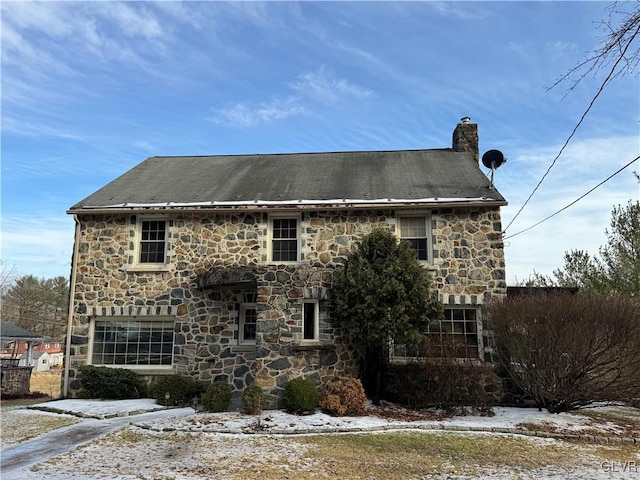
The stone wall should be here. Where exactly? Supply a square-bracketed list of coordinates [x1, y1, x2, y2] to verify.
[65, 207, 506, 406]
[1, 366, 33, 396]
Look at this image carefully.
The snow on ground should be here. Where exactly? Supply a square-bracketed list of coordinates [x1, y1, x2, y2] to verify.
[2, 399, 639, 480]
[24, 398, 639, 437]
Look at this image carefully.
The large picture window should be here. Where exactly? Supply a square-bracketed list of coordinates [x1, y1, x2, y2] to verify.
[399, 215, 430, 261]
[271, 217, 299, 262]
[91, 319, 174, 367]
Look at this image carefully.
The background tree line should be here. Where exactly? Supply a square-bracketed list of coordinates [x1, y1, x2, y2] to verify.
[1, 266, 69, 340]
[518, 200, 639, 298]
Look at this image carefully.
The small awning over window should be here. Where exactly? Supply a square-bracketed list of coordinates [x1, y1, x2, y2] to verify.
[197, 267, 257, 291]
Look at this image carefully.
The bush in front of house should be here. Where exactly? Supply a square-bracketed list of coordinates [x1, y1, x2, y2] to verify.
[241, 384, 264, 415]
[320, 377, 368, 416]
[202, 381, 233, 412]
[152, 375, 198, 406]
[284, 378, 320, 414]
[383, 359, 498, 412]
[78, 365, 147, 399]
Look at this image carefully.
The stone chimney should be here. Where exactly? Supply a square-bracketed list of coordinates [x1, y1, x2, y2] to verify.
[452, 117, 479, 163]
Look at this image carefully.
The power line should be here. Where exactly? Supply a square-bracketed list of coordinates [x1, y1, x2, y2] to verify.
[503, 21, 639, 234]
[503, 155, 640, 240]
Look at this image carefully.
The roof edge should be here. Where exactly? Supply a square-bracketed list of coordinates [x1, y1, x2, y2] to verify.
[68, 197, 508, 214]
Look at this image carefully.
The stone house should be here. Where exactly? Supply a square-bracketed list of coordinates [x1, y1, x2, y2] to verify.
[62, 118, 507, 407]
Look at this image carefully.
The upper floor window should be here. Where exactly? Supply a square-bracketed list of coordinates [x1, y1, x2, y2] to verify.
[139, 220, 167, 263]
[134, 218, 169, 269]
[270, 216, 299, 262]
[302, 300, 319, 341]
[399, 215, 430, 262]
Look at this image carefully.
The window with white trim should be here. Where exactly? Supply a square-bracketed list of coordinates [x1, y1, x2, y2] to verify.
[91, 318, 174, 367]
[239, 304, 257, 344]
[398, 215, 430, 262]
[392, 308, 482, 360]
[270, 216, 299, 262]
[138, 219, 167, 264]
[426, 308, 481, 358]
[302, 300, 319, 341]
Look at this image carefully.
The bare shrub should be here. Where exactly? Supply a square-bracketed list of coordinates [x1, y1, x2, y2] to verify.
[320, 377, 368, 416]
[487, 293, 640, 413]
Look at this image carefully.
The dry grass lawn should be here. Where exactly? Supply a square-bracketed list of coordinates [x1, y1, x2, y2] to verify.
[33, 428, 639, 480]
[29, 370, 62, 399]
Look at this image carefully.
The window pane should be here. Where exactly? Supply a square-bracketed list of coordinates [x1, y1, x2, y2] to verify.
[424, 308, 479, 359]
[92, 319, 174, 366]
[272, 218, 298, 261]
[140, 220, 166, 263]
[400, 217, 426, 237]
[273, 240, 297, 262]
[241, 307, 257, 343]
[400, 217, 428, 260]
[303, 302, 316, 340]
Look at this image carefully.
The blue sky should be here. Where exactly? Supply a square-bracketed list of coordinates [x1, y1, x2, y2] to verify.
[1, 1, 639, 284]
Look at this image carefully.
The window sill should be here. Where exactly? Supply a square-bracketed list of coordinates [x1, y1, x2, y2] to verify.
[292, 342, 334, 352]
[90, 365, 173, 375]
[124, 265, 171, 273]
[232, 345, 256, 352]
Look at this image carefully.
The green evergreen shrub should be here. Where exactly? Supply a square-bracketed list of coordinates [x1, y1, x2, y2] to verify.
[78, 365, 147, 399]
[284, 378, 319, 414]
[202, 382, 233, 412]
[241, 385, 264, 415]
[320, 377, 368, 416]
[152, 375, 197, 406]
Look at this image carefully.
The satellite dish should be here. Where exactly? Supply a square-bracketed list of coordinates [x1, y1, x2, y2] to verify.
[481, 149, 507, 189]
[482, 149, 505, 169]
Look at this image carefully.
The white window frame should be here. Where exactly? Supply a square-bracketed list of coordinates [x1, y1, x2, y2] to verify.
[397, 213, 432, 263]
[427, 307, 483, 359]
[269, 214, 301, 263]
[133, 217, 169, 270]
[239, 303, 257, 345]
[88, 317, 175, 370]
[302, 299, 319, 342]
[391, 307, 483, 360]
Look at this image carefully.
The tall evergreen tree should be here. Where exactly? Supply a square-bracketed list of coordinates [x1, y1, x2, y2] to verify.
[333, 229, 442, 402]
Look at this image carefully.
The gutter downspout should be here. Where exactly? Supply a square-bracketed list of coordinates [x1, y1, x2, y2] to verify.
[63, 215, 81, 398]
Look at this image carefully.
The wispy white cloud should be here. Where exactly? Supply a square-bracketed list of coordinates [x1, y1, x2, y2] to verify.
[0, 214, 75, 279]
[291, 65, 373, 104]
[211, 97, 306, 127]
[211, 65, 372, 127]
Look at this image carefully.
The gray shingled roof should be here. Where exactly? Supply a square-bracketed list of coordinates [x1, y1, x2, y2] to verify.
[69, 149, 506, 211]
[0, 320, 43, 341]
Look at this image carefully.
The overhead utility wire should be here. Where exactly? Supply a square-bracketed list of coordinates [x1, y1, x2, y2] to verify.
[503, 154, 640, 240]
[503, 24, 639, 234]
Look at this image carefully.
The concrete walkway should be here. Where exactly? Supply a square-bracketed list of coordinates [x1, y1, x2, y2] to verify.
[1, 406, 193, 476]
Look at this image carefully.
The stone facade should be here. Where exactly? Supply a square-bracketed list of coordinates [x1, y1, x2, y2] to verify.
[65, 206, 506, 407]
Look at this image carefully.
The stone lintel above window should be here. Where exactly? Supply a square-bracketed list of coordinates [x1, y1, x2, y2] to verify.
[197, 267, 257, 291]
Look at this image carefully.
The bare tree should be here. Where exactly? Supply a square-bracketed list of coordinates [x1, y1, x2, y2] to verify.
[550, 1, 639, 97]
